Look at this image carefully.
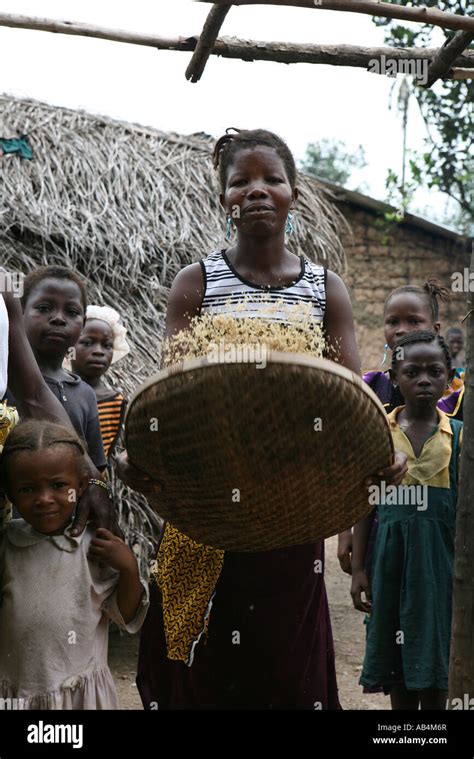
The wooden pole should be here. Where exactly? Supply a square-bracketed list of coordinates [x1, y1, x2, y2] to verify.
[0, 13, 196, 50]
[451, 67, 474, 80]
[186, 4, 231, 82]
[425, 31, 474, 88]
[0, 14, 472, 76]
[448, 250, 474, 709]
[201, 1, 474, 34]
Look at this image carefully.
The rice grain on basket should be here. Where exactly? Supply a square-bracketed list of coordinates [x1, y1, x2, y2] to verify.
[163, 299, 326, 365]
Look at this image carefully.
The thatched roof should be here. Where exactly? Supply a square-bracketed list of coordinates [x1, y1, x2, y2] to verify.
[0, 95, 349, 568]
[0, 99, 347, 390]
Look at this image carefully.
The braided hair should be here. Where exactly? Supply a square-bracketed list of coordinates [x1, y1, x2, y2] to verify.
[391, 330, 452, 376]
[213, 128, 297, 191]
[0, 420, 87, 489]
[384, 277, 451, 323]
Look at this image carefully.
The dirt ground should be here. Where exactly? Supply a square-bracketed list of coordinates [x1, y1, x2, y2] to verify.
[109, 534, 390, 710]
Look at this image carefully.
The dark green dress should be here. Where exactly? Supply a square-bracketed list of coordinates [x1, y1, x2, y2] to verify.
[360, 417, 462, 692]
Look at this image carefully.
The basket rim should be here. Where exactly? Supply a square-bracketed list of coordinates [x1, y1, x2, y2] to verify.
[125, 351, 392, 445]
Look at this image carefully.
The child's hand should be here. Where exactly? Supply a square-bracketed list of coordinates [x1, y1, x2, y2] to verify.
[366, 450, 407, 488]
[89, 528, 137, 574]
[350, 569, 372, 614]
[337, 529, 353, 575]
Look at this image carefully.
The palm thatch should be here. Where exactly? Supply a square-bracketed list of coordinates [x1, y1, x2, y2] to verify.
[0, 95, 349, 571]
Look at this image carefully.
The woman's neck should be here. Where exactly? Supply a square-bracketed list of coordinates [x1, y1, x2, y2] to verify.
[234, 232, 288, 272]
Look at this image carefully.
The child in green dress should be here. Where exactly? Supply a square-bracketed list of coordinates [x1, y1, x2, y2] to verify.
[351, 330, 462, 710]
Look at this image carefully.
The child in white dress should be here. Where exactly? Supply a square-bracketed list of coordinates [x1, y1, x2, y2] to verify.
[0, 419, 149, 709]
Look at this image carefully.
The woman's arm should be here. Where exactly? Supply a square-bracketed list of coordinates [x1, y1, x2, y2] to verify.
[164, 262, 205, 341]
[324, 270, 407, 572]
[323, 270, 361, 374]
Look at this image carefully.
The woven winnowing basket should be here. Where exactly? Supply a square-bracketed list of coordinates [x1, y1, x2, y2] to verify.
[125, 352, 393, 552]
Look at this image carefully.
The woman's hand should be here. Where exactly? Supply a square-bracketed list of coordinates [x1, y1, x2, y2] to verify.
[116, 450, 163, 496]
[337, 529, 353, 575]
[71, 480, 122, 538]
[366, 450, 407, 488]
[351, 568, 372, 614]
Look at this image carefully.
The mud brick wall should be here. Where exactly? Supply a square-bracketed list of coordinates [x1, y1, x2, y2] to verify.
[334, 201, 471, 371]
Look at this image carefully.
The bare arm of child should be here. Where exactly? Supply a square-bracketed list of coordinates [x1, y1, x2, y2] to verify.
[3, 288, 72, 425]
[2, 289, 118, 537]
[350, 512, 375, 614]
[116, 262, 204, 495]
[337, 529, 353, 575]
[88, 528, 143, 624]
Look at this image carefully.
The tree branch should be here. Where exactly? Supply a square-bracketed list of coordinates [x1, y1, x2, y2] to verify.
[185, 4, 231, 82]
[425, 31, 474, 87]
[201, 1, 474, 34]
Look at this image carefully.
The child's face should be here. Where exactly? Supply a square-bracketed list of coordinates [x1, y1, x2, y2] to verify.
[6, 447, 86, 535]
[384, 293, 438, 349]
[221, 146, 297, 238]
[23, 278, 85, 361]
[71, 319, 114, 381]
[394, 342, 449, 408]
[447, 333, 464, 358]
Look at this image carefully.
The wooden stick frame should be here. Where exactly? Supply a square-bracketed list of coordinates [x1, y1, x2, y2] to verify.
[425, 31, 474, 88]
[186, 4, 231, 82]
[0, 11, 472, 83]
[200, 1, 474, 34]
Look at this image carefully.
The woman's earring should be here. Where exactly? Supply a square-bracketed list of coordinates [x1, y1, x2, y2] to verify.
[380, 343, 389, 368]
[285, 212, 294, 236]
[225, 215, 234, 241]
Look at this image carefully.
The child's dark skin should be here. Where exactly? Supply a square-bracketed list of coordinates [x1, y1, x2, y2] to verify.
[384, 293, 440, 350]
[17, 275, 118, 536]
[6, 447, 142, 624]
[351, 340, 453, 711]
[446, 330, 464, 361]
[116, 145, 407, 495]
[71, 320, 115, 401]
[23, 278, 85, 379]
[338, 291, 441, 574]
[395, 342, 450, 457]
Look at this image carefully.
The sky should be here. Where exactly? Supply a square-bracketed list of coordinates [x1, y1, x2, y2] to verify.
[0, 0, 456, 223]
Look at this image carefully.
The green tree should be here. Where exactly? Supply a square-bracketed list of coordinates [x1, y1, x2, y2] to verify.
[300, 139, 367, 187]
[373, 0, 473, 223]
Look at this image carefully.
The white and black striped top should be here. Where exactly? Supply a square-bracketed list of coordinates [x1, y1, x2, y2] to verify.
[199, 250, 326, 325]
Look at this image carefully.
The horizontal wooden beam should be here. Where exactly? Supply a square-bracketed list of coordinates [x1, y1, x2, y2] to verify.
[211, 37, 474, 72]
[200, 1, 474, 34]
[451, 67, 474, 80]
[0, 13, 472, 76]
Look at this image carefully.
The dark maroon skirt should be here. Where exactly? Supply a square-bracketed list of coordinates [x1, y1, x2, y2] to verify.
[137, 541, 341, 710]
